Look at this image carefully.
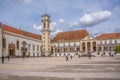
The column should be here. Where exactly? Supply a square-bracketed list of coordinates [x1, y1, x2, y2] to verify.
[85, 42, 87, 53]
[53, 47, 55, 56]
[80, 42, 82, 52]
[90, 41, 93, 52]
[101, 46, 104, 52]
[96, 43, 98, 53]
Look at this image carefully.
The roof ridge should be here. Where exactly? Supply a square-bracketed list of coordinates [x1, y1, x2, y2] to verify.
[53, 29, 88, 41]
[2, 23, 41, 40]
[57, 29, 86, 34]
[100, 32, 120, 35]
[3, 24, 40, 36]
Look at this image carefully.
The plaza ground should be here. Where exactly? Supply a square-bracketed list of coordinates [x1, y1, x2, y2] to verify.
[0, 55, 120, 80]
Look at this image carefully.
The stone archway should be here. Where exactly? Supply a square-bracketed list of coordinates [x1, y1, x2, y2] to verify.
[21, 41, 27, 56]
[82, 42, 85, 52]
[9, 43, 15, 57]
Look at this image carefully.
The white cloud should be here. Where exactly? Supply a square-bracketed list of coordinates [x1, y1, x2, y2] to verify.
[59, 18, 65, 24]
[50, 22, 57, 31]
[50, 22, 63, 38]
[72, 10, 111, 27]
[33, 24, 41, 30]
[71, 22, 79, 27]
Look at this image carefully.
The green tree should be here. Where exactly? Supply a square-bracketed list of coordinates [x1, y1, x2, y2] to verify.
[115, 46, 120, 53]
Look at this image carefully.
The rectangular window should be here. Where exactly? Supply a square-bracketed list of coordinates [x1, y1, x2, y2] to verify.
[33, 45, 35, 51]
[3, 38, 6, 48]
[43, 33, 45, 35]
[44, 23, 46, 28]
[28, 44, 31, 50]
[16, 40, 20, 50]
[37, 45, 39, 51]
[40, 46, 41, 51]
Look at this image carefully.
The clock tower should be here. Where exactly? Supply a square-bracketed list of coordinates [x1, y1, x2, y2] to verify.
[41, 14, 51, 56]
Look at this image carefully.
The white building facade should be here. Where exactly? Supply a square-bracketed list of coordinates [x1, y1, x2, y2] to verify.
[0, 23, 42, 57]
[0, 15, 120, 57]
[51, 30, 120, 56]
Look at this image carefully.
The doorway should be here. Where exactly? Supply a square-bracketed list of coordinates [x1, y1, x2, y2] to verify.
[9, 44, 15, 57]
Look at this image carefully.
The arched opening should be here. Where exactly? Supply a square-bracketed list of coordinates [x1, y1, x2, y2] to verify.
[51, 47, 53, 53]
[21, 41, 27, 57]
[82, 42, 85, 52]
[76, 47, 80, 52]
[58, 49, 60, 53]
[9, 43, 15, 57]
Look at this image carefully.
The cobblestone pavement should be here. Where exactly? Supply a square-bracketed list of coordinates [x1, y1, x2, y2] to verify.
[0, 55, 120, 80]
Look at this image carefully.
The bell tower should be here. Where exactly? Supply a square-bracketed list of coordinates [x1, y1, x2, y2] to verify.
[41, 14, 51, 56]
[0, 23, 3, 57]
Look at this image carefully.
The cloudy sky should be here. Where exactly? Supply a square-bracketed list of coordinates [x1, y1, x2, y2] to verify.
[0, 0, 120, 38]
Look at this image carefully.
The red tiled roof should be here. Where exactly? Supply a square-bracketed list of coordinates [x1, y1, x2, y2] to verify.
[53, 29, 89, 41]
[97, 33, 120, 39]
[3, 24, 41, 40]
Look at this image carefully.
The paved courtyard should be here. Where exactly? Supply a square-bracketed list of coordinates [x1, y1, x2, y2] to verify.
[0, 55, 120, 80]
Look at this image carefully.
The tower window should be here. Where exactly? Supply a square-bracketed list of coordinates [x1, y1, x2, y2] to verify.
[43, 33, 45, 35]
[44, 23, 46, 28]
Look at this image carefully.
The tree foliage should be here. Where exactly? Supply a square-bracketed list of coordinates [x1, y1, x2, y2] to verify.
[115, 46, 120, 53]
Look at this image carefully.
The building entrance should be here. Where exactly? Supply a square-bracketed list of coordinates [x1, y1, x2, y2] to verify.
[9, 44, 15, 57]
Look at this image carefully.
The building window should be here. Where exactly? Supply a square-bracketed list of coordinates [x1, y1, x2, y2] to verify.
[33, 53, 35, 57]
[33, 45, 35, 51]
[43, 48, 45, 51]
[58, 49, 60, 52]
[37, 53, 39, 57]
[43, 33, 45, 35]
[44, 45, 45, 47]
[110, 40, 112, 44]
[40, 46, 41, 51]
[37, 45, 39, 51]
[16, 40, 20, 50]
[28, 44, 31, 50]
[105, 40, 107, 44]
[28, 52, 30, 57]
[74, 42, 76, 46]
[98, 47, 101, 51]
[100, 41, 102, 44]
[115, 40, 117, 44]
[3, 38, 6, 48]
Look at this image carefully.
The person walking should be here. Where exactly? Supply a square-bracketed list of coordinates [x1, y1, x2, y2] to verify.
[70, 55, 72, 59]
[78, 54, 80, 58]
[1, 56, 4, 64]
[66, 55, 68, 61]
